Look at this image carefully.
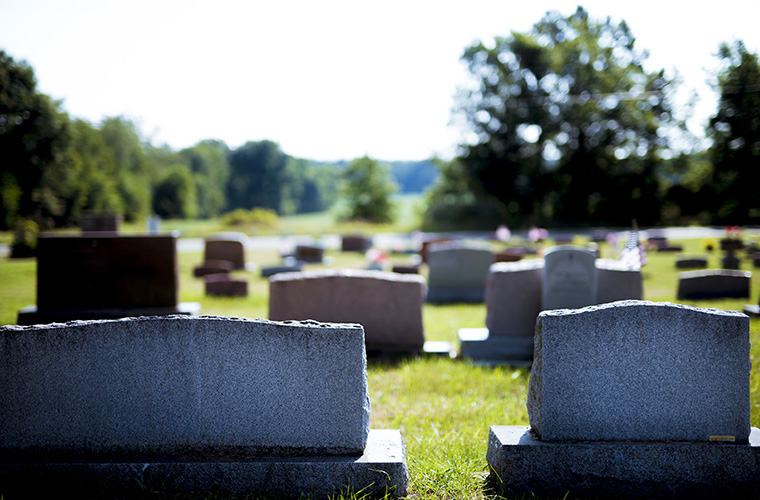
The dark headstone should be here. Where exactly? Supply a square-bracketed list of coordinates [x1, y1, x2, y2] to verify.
[294, 244, 324, 263]
[675, 255, 709, 269]
[205, 274, 248, 296]
[80, 213, 122, 233]
[194, 259, 235, 277]
[341, 235, 371, 252]
[677, 269, 751, 300]
[204, 233, 247, 270]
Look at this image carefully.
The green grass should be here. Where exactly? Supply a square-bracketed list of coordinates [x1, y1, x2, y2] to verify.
[1, 234, 759, 499]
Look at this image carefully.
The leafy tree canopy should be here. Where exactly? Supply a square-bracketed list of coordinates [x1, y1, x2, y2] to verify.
[340, 156, 397, 223]
[434, 7, 682, 229]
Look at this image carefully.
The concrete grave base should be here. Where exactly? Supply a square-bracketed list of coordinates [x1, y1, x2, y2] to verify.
[458, 328, 533, 366]
[17, 302, 201, 325]
[744, 304, 760, 317]
[487, 426, 760, 500]
[0, 429, 408, 499]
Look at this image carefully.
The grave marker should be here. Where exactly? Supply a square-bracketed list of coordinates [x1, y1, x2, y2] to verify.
[488, 301, 759, 498]
[426, 241, 493, 303]
[0, 316, 407, 497]
[541, 245, 597, 310]
[677, 269, 751, 300]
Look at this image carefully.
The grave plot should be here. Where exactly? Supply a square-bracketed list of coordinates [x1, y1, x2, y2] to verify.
[17, 233, 200, 325]
[0, 316, 408, 498]
[488, 300, 759, 499]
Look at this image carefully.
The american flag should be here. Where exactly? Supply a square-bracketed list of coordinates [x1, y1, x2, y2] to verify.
[619, 223, 647, 270]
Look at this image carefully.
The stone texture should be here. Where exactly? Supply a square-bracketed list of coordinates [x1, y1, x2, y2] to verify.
[487, 425, 760, 500]
[204, 232, 247, 270]
[269, 269, 426, 352]
[528, 300, 750, 443]
[596, 258, 643, 303]
[0, 316, 370, 458]
[541, 245, 597, 310]
[0, 430, 408, 499]
[677, 269, 751, 300]
[426, 241, 493, 303]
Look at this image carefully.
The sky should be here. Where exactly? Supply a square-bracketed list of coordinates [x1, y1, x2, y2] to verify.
[1, 1, 759, 162]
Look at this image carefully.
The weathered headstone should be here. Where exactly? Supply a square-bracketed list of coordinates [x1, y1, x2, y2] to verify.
[203, 232, 248, 270]
[204, 274, 248, 297]
[426, 241, 493, 303]
[269, 269, 426, 353]
[541, 245, 597, 310]
[488, 301, 759, 499]
[0, 316, 407, 497]
[17, 233, 199, 325]
[459, 259, 543, 364]
[676, 254, 709, 269]
[193, 259, 235, 277]
[294, 243, 324, 263]
[341, 234, 371, 252]
[677, 269, 751, 300]
[80, 213, 122, 232]
[596, 258, 643, 303]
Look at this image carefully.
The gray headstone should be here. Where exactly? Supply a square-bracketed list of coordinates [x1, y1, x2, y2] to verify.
[0, 316, 370, 458]
[528, 300, 750, 443]
[677, 269, 751, 300]
[541, 245, 597, 310]
[269, 269, 426, 352]
[426, 241, 493, 303]
[595, 258, 643, 303]
[486, 259, 544, 339]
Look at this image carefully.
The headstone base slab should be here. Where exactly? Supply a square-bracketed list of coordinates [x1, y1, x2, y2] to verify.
[0, 429, 407, 499]
[744, 304, 760, 317]
[458, 328, 533, 366]
[16, 303, 201, 325]
[487, 425, 760, 500]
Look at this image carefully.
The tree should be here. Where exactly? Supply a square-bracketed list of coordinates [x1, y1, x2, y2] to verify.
[0, 50, 70, 229]
[179, 140, 230, 218]
[438, 7, 681, 228]
[152, 164, 198, 219]
[340, 156, 396, 223]
[227, 140, 290, 213]
[706, 41, 760, 224]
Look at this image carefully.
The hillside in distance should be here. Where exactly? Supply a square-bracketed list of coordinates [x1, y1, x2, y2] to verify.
[311, 159, 439, 194]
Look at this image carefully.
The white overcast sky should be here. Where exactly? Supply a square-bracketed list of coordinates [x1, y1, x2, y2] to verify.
[1, 1, 759, 161]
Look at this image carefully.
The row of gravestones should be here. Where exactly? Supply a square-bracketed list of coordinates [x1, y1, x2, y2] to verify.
[3, 303, 759, 497]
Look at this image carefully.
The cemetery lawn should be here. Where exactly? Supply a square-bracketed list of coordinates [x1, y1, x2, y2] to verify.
[0, 235, 759, 499]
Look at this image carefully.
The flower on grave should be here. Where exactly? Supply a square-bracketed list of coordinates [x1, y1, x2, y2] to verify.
[495, 225, 511, 242]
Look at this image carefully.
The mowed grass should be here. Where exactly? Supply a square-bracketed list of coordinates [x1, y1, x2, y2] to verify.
[0, 235, 759, 499]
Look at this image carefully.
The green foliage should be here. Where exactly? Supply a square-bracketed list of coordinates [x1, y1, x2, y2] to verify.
[0, 50, 71, 230]
[440, 7, 681, 229]
[706, 41, 760, 224]
[220, 207, 278, 228]
[152, 164, 198, 219]
[179, 140, 230, 218]
[340, 156, 397, 223]
[9, 219, 37, 258]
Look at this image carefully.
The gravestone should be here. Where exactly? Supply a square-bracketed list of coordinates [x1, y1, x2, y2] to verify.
[193, 259, 235, 277]
[418, 236, 451, 263]
[260, 257, 304, 278]
[269, 269, 427, 353]
[676, 254, 709, 269]
[203, 232, 248, 269]
[459, 259, 543, 364]
[595, 258, 643, 303]
[426, 241, 493, 303]
[80, 213, 121, 232]
[341, 234, 371, 252]
[542, 245, 597, 310]
[17, 233, 199, 325]
[754, 252, 760, 268]
[488, 301, 759, 499]
[0, 316, 408, 497]
[493, 247, 525, 263]
[459, 255, 642, 364]
[721, 238, 744, 251]
[392, 263, 420, 274]
[722, 250, 741, 269]
[677, 269, 751, 300]
[294, 243, 324, 263]
[204, 274, 248, 297]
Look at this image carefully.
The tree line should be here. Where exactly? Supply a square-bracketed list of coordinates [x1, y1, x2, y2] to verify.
[423, 7, 760, 230]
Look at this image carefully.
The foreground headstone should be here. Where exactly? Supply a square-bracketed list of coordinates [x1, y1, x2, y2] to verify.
[0, 316, 407, 497]
[488, 301, 758, 499]
[426, 241, 493, 303]
[17, 233, 199, 325]
[269, 269, 426, 353]
[677, 269, 751, 300]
